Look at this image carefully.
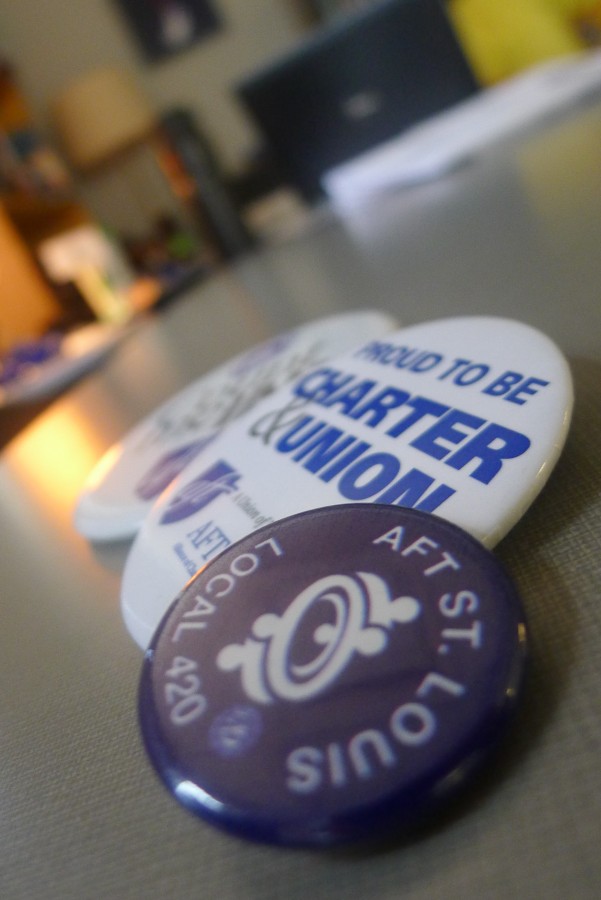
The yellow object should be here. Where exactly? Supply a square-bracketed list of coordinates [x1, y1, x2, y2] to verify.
[0, 203, 61, 349]
[0, 63, 31, 131]
[448, 0, 595, 84]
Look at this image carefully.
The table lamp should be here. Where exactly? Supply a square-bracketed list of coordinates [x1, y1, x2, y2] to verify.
[52, 67, 155, 171]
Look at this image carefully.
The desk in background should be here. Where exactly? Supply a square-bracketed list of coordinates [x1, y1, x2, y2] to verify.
[0, 96, 599, 900]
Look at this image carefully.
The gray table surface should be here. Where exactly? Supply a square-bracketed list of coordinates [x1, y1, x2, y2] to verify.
[1, 98, 600, 899]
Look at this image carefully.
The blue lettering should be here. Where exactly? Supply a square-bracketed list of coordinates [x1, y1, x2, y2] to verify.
[354, 341, 414, 365]
[409, 352, 442, 373]
[318, 441, 372, 482]
[294, 368, 354, 403]
[293, 428, 358, 473]
[339, 453, 400, 500]
[322, 380, 377, 416]
[445, 423, 531, 484]
[348, 387, 410, 428]
[438, 358, 470, 381]
[483, 371, 523, 397]
[453, 364, 489, 386]
[410, 409, 485, 461]
[377, 469, 456, 512]
[275, 416, 324, 453]
[393, 348, 426, 369]
[386, 396, 448, 438]
[506, 377, 550, 405]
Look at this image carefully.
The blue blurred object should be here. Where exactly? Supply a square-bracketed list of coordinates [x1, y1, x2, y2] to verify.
[0, 333, 62, 386]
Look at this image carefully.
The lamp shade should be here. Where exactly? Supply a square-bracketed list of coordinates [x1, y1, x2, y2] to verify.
[52, 67, 155, 170]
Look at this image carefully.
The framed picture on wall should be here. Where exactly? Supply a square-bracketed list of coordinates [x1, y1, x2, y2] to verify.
[114, 0, 221, 62]
[294, 0, 374, 23]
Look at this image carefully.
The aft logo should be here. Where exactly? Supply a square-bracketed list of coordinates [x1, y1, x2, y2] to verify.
[160, 460, 241, 524]
[143, 505, 524, 837]
[217, 571, 421, 703]
[136, 436, 215, 501]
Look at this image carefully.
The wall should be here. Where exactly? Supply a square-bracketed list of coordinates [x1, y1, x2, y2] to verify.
[0, 0, 307, 174]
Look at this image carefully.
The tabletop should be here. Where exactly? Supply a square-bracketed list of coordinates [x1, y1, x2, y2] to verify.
[0, 95, 600, 899]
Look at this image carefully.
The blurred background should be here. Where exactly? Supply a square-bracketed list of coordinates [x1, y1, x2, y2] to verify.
[1, 0, 600, 402]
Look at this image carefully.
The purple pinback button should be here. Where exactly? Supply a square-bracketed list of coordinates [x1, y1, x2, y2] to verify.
[138, 504, 528, 847]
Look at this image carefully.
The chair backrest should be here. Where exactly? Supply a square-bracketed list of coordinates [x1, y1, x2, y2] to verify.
[236, 0, 479, 201]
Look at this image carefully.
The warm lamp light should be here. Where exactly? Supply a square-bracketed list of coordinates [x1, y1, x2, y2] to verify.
[52, 67, 156, 170]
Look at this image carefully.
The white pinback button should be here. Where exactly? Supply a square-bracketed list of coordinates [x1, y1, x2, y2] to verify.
[74, 310, 398, 541]
[122, 316, 573, 648]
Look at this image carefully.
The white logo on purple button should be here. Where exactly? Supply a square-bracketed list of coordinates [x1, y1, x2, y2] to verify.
[217, 572, 420, 704]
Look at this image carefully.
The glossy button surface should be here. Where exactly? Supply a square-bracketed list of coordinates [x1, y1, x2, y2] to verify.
[122, 316, 572, 648]
[75, 309, 397, 540]
[138, 505, 528, 847]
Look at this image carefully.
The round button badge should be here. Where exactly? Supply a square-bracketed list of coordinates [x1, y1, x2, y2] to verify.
[123, 314, 572, 649]
[139, 505, 528, 847]
[74, 310, 397, 542]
